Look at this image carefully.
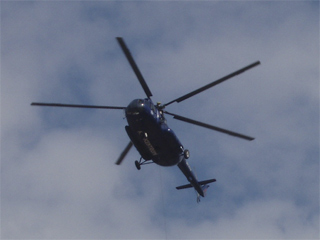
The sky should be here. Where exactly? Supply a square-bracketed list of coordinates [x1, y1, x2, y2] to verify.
[1, 1, 319, 239]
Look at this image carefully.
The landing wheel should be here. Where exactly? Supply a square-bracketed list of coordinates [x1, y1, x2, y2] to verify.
[135, 160, 141, 170]
[184, 149, 190, 159]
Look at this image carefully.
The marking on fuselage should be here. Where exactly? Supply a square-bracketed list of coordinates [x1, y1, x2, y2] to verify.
[143, 138, 157, 156]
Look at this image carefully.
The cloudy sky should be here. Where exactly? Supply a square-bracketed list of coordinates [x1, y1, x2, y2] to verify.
[1, 1, 319, 239]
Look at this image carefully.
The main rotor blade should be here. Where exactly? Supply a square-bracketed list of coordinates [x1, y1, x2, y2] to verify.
[31, 102, 126, 110]
[165, 111, 254, 141]
[115, 141, 133, 165]
[116, 37, 153, 98]
[164, 61, 260, 107]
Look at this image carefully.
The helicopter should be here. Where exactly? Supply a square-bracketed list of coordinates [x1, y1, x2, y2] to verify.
[31, 37, 260, 202]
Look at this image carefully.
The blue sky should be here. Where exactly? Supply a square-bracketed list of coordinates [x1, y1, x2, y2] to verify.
[1, 1, 319, 239]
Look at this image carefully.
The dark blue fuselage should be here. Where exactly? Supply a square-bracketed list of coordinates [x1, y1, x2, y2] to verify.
[125, 98, 184, 166]
[125, 98, 205, 197]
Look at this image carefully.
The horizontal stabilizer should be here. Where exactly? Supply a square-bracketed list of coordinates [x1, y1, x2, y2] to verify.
[176, 178, 216, 190]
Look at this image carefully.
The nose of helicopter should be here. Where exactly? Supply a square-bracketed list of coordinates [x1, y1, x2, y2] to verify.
[126, 99, 145, 116]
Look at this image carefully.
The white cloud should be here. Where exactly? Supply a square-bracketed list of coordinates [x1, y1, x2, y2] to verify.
[167, 199, 319, 239]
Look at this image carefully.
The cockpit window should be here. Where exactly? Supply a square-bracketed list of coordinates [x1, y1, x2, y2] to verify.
[159, 110, 167, 123]
[150, 103, 156, 113]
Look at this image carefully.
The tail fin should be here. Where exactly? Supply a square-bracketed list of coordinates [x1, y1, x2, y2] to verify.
[201, 184, 210, 197]
[196, 184, 212, 203]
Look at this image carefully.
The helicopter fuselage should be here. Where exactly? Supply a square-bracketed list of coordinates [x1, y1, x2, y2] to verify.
[125, 98, 183, 166]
